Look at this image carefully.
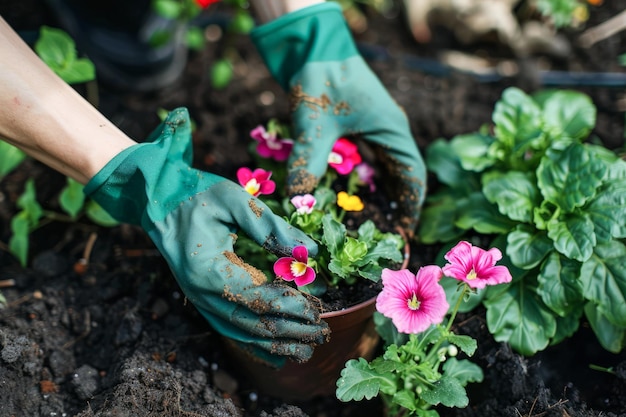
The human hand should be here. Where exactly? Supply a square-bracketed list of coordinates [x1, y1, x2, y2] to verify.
[251, 3, 426, 237]
[85, 108, 329, 366]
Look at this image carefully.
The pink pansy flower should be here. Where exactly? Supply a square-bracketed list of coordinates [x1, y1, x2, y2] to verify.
[273, 246, 316, 287]
[236, 167, 276, 197]
[355, 162, 376, 192]
[250, 125, 293, 161]
[328, 138, 362, 175]
[376, 267, 449, 334]
[442, 241, 512, 289]
[291, 194, 316, 215]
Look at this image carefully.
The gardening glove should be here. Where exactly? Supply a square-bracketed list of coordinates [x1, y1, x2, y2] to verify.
[84, 108, 329, 366]
[251, 2, 427, 237]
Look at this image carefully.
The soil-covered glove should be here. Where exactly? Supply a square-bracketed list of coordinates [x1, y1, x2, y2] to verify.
[84, 108, 329, 367]
[251, 3, 426, 237]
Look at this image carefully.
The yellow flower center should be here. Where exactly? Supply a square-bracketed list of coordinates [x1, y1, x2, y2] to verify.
[290, 261, 307, 277]
[466, 268, 477, 280]
[337, 191, 364, 212]
[244, 179, 260, 195]
[407, 293, 420, 310]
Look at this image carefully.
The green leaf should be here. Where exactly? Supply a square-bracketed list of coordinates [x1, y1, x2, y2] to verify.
[506, 226, 553, 269]
[535, 0, 579, 27]
[492, 87, 543, 153]
[55, 58, 95, 84]
[456, 192, 515, 234]
[551, 308, 582, 345]
[580, 241, 626, 327]
[442, 358, 484, 386]
[17, 179, 43, 226]
[322, 214, 346, 256]
[35, 26, 95, 84]
[59, 177, 85, 219]
[420, 376, 468, 408]
[85, 200, 119, 227]
[540, 90, 596, 141]
[0, 142, 27, 179]
[584, 302, 625, 353]
[537, 143, 606, 213]
[9, 213, 30, 267]
[445, 333, 477, 356]
[152, 0, 182, 18]
[336, 358, 395, 401]
[586, 179, 626, 242]
[483, 170, 539, 222]
[417, 195, 465, 244]
[185, 26, 205, 50]
[210, 59, 234, 89]
[425, 139, 480, 191]
[450, 133, 494, 172]
[537, 251, 584, 316]
[547, 212, 596, 262]
[228, 10, 256, 34]
[484, 281, 557, 355]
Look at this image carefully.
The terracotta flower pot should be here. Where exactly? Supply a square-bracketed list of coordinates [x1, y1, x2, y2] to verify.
[226, 230, 410, 401]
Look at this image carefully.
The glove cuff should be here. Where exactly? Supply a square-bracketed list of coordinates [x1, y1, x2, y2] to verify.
[250, 2, 359, 90]
[85, 108, 222, 227]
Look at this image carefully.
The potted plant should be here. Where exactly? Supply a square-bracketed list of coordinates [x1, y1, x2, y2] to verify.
[225, 119, 410, 400]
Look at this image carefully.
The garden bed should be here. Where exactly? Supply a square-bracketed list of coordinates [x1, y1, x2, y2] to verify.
[1, 1, 626, 416]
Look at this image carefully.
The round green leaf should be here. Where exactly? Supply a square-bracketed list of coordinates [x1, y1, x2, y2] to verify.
[537, 251, 584, 316]
[484, 281, 557, 355]
[506, 226, 553, 269]
[483, 170, 539, 222]
[547, 212, 596, 262]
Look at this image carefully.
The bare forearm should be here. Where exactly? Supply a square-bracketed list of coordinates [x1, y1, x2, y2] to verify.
[249, 0, 325, 23]
[0, 17, 135, 184]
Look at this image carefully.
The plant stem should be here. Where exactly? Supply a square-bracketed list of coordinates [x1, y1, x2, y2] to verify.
[446, 284, 469, 332]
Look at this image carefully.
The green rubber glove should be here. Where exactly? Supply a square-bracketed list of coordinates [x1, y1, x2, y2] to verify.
[84, 108, 329, 366]
[251, 3, 427, 237]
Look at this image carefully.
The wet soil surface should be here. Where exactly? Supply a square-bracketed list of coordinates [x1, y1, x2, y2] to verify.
[1, 1, 626, 416]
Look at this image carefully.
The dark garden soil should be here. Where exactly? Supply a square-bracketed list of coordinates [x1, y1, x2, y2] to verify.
[2, 1, 626, 416]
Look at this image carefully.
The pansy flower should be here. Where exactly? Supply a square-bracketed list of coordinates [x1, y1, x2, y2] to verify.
[337, 191, 364, 212]
[236, 167, 275, 197]
[355, 162, 376, 192]
[328, 138, 362, 175]
[376, 267, 449, 334]
[250, 125, 293, 161]
[291, 194, 316, 215]
[273, 246, 316, 287]
[442, 241, 512, 289]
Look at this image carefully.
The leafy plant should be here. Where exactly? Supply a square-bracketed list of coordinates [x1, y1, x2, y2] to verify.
[234, 120, 405, 297]
[419, 87, 626, 354]
[533, 0, 599, 28]
[336, 241, 512, 416]
[1, 27, 117, 266]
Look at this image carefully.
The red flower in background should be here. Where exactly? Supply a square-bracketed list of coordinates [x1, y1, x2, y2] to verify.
[194, 0, 219, 8]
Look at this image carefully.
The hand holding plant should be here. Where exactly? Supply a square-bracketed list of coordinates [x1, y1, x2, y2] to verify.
[336, 241, 512, 416]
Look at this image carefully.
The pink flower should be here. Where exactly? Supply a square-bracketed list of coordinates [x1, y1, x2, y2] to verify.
[442, 241, 512, 289]
[236, 167, 276, 197]
[376, 267, 449, 334]
[273, 246, 316, 287]
[355, 162, 376, 192]
[291, 194, 316, 214]
[250, 125, 293, 161]
[328, 138, 362, 175]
